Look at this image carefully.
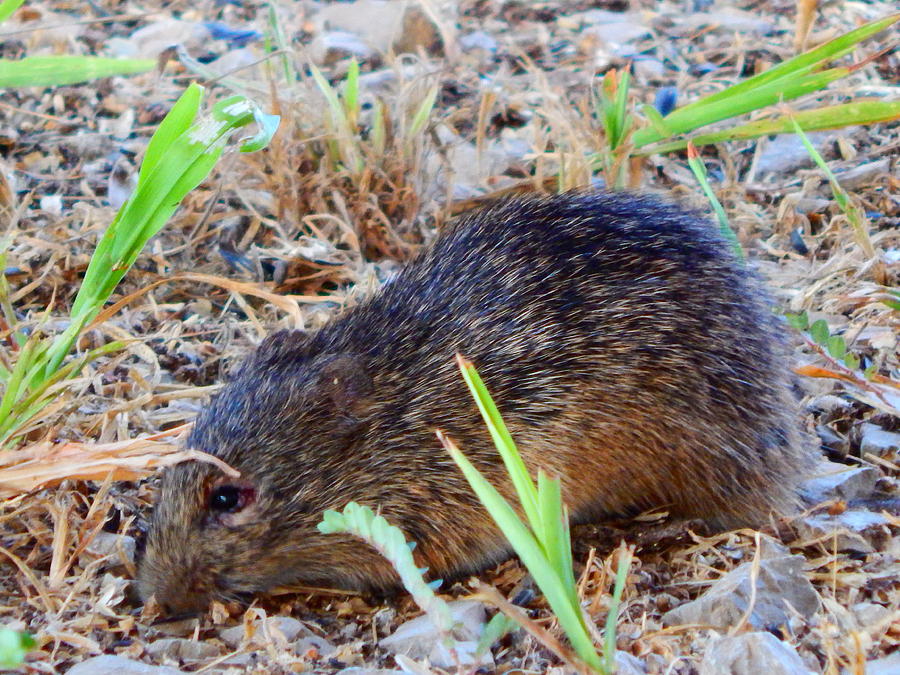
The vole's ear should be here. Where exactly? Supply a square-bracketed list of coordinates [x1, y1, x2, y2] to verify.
[316, 354, 374, 418]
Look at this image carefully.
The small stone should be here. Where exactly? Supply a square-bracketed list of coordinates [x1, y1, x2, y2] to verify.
[459, 31, 497, 53]
[866, 651, 900, 675]
[700, 632, 814, 675]
[293, 632, 336, 659]
[85, 532, 137, 565]
[220, 615, 307, 648]
[859, 423, 900, 457]
[315, 0, 441, 57]
[755, 133, 836, 175]
[311, 31, 375, 64]
[799, 460, 879, 503]
[67, 655, 187, 675]
[663, 552, 819, 630]
[337, 669, 404, 675]
[852, 602, 892, 628]
[679, 9, 774, 35]
[795, 510, 890, 554]
[145, 638, 220, 662]
[835, 158, 890, 190]
[379, 600, 486, 661]
[616, 650, 647, 674]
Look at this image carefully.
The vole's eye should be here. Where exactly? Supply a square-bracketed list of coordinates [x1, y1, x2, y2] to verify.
[209, 485, 243, 512]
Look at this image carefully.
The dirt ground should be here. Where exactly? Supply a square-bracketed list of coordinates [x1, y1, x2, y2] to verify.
[1, 0, 898, 673]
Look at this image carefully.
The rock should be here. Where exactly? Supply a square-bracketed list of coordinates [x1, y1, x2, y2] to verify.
[145, 638, 220, 662]
[293, 631, 336, 659]
[795, 510, 890, 554]
[866, 651, 900, 675]
[835, 158, 890, 190]
[700, 632, 814, 675]
[67, 655, 187, 675]
[379, 601, 486, 665]
[459, 31, 498, 53]
[311, 31, 375, 64]
[678, 9, 774, 35]
[859, 423, 900, 457]
[315, 0, 442, 57]
[337, 669, 404, 675]
[663, 552, 819, 630]
[85, 532, 137, 565]
[799, 460, 879, 503]
[755, 133, 836, 175]
[615, 650, 647, 674]
[220, 615, 308, 648]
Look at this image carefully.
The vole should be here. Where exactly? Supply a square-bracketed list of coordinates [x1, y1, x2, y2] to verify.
[138, 192, 811, 614]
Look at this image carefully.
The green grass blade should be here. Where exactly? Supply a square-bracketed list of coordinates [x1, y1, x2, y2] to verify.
[637, 100, 900, 154]
[443, 436, 602, 672]
[686, 144, 742, 260]
[408, 85, 439, 140]
[633, 67, 848, 148]
[537, 471, 579, 604]
[0, 628, 34, 669]
[456, 355, 541, 533]
[0, 56, 155, 87]
[0, 0, 25, 23]
[603, 547, 631, 674]
[138, 83, 203, 184]
[343, 57, 360, 129]
[670, 13, 898, 117]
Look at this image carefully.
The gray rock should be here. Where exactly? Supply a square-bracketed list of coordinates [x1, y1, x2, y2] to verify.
[859, 423, 900, 457]
[85, 532, 137, 565]
[311, 31, 375, 64]
[616, 650, 647, 674]
[835, 158, 891, 190]
[379, 600, 486, 663]
[220, 615, 306, 648]
[459, 31, 498, 53]
[663, 552, 819, 630]
[315, 0, 441, 56]
[800, 460, 879, 503]
[866, 651, 900, 675]
[67, 655, 187, 675]
[755, 133, 836, 175]
[795, 510, 890, 553]
[145, 638, 220, 662]
[679, 9, 774, 35]
[293, 631, 337, 659]
[700, 632, 814, 675]
[337, 670, 404, 675]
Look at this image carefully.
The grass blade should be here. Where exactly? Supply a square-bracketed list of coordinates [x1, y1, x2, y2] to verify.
[0, 56, 155, 87]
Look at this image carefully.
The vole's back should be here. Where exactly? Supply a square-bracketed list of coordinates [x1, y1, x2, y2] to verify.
[143, 192, 811, 610]
[305, 192, 808, 527]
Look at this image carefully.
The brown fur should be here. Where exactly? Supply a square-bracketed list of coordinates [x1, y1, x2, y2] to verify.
[138, 192, 812, 613]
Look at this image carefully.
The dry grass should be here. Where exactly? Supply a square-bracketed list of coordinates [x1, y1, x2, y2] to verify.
[1, 0, 897, 672]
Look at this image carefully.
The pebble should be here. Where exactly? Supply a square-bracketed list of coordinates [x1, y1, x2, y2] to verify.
[144, 638, 220, 662]
[459, 31, 498, 53]
[799, 460, 879, 503]
[379, 600, 487, 668]
[663, 550, 819, 630]
[755, 133, 836, 175]
[795, 510, 890, 553]
[700, 632, 815, 675]
[67, 655, 187, 675]
[859, 423, 900, 457]
[677, 8, 774, 35]
[866, 651, 900, 675]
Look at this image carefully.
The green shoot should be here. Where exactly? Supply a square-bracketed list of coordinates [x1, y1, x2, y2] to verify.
[0, 0, 25, 23]
[790, 118, 876, 260]
[594, 69, 633, 188]
[0, 627, 34, 669]
[0, 56, 155, 88]
[785, 311, 861, 371]
[318, 503, 455, 640]
[439, 354, 632, 674]
[629, 14, 899, 152]
[685, 143, 742, 260]
[0, 84, 278, 448]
